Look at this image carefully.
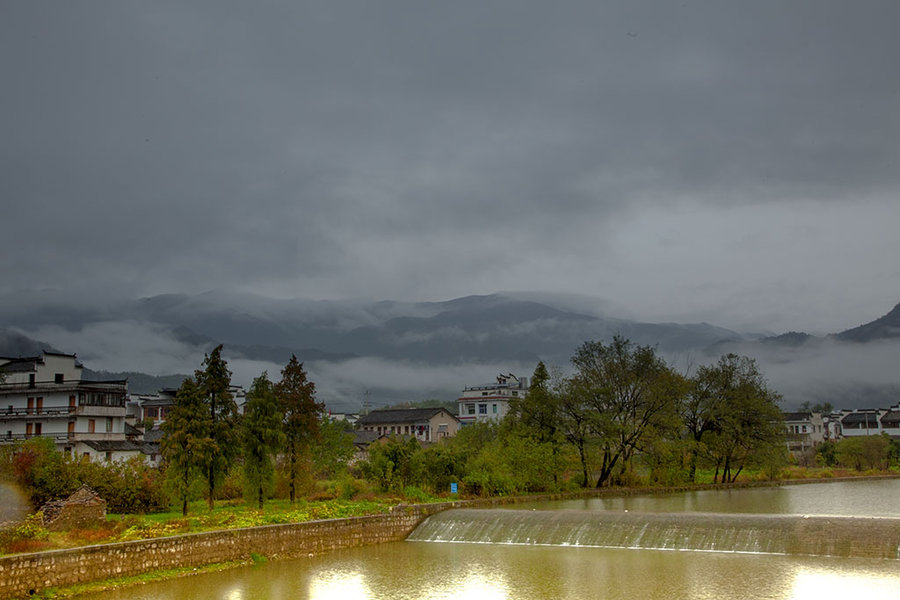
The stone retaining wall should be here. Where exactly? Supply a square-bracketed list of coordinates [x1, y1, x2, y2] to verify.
[0, 504, 446, 599]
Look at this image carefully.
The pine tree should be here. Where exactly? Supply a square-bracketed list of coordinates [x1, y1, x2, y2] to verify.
[195, 345, 238, 510]
[241, 372, 285, 508]
[161, 378, 212, 516]
[274, 355, 323, 503]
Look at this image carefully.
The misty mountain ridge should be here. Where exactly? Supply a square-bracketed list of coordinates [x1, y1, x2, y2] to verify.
[2, 292, 899, 410]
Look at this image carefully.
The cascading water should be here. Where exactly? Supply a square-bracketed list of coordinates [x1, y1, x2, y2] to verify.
[407, 508, 900, 559]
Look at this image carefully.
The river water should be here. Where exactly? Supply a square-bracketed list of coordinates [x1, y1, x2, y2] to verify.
[74, 479, 900, 600]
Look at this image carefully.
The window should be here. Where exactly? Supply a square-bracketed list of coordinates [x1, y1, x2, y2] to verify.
[105, 452, 112, 462]
[492, 404, 498, 414]
[55, 373, 64, 384]
[28, 374, 35, 388]
[106, 417, 113, 433]
[35, 423, 42, 435]
[466, 404, 475, 415]
[512, 391, 519, 397]
[478, 404, 487, 415]
[482, 391, 489, 396]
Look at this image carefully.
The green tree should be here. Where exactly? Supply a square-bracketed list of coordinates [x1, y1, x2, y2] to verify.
[312, 417, 356, 478]
[694, 354, 785, 483]
[361, 435, 423, 492]
[275, 355, 324, 503]
[195, 345, 238, 510]
[570, 336, 683, 487]
[834, 434, 891, 471]
[505, 362, 567, 485]
[161, 377, 212, 516]
[241, 372, 285, 508]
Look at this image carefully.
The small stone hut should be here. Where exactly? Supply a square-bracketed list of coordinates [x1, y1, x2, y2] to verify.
[39, 485, 107, 531]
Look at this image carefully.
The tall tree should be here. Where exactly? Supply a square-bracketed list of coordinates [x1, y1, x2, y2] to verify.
[570, 336, 683, 487]
[506, 362, 564, 484]
[241, 372, 285, 508]
[161, 378, 212, 516]
[694, 354, 785, 483]
[274, 355, 323, 503]
[195, 345, 238, 510]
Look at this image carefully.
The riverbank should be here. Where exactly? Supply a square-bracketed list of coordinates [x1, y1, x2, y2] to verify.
[6, 474, 900, 599]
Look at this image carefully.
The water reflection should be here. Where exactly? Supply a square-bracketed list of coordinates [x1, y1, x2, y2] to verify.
[518, 479, 900, 517]
[308, 570, 371, 600]
[788, 565, 900, 600]
[71, 542, 900, 600]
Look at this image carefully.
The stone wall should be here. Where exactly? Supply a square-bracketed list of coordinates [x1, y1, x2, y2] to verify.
[0, 504, 446, 599]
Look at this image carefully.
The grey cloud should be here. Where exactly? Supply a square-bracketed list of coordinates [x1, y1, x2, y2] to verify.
[2, 1, 900, 331]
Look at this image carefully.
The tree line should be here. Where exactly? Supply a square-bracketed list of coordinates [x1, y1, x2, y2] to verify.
[162, 345, 353, 514]
[360, 337, 791, 496]
[4, 337, 898, 514]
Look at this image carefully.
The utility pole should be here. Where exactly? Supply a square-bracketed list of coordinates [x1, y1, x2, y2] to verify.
[362, 389, 370, 415]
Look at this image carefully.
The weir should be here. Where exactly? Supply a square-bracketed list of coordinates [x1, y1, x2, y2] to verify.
[406, 509, 900, 559]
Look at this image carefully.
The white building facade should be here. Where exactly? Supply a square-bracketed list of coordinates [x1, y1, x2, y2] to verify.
[0, 351, 131, 461]
[457, 373, 528, 426]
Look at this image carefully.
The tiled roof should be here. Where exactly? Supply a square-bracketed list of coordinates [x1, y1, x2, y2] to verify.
[358, 408, 456, 426]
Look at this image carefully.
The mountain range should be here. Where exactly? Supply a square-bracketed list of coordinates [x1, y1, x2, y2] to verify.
[1, 291, 899, 410]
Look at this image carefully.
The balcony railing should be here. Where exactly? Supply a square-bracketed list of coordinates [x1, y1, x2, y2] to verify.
[0, 407, 75, 420]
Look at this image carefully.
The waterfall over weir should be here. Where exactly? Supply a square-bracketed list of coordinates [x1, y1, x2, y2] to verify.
[406, 509, 900, 559]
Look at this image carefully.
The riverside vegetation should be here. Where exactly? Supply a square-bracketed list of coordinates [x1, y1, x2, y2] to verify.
[2, 337, 898, 556]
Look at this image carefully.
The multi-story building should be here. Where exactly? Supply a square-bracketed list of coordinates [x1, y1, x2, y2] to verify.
[782, 411, 826, 455]
[457, 373, 528, 426]
[0, 351, 133, 461]
[357, 407, 459, 442]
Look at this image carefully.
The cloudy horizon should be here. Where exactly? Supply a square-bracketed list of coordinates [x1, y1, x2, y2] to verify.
[3, 2, 900, 337]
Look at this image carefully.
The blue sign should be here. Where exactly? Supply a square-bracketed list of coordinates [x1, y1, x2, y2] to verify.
[450, 482, 458, 494]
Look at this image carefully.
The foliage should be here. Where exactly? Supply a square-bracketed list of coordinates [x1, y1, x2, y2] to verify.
[161, 377, 212, 515]
[195, 345, 239, 511]
[688, 354, 785, 483]
[359, 436, 423, 492]
[275, 355, 324, 503]
[569, 336, 685, 487]
[834, 434, 892, 471]
[0, 438, 167, 513]
[312, 417, 356, 478]
[241, 373, 286, 508]
[0, 512, 50, 554]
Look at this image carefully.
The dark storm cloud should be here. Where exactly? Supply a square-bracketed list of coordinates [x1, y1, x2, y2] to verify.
[2, 1, 899, 331]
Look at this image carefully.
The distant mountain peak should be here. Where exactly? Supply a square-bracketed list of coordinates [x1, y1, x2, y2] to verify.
[833, 301, 900, 342]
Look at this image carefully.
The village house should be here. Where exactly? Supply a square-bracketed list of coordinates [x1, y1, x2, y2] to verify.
[0, 350, 151, 462]
[837, 408, 885, 437]
[782, 411, 826, 455]
[457, 373, 528, 426]
[357, 407, 460, 443]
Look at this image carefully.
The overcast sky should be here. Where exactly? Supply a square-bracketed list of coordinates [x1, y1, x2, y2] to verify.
[3, 1, 899, 335]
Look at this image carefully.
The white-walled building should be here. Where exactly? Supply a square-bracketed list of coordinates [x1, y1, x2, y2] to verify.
[783, 411, 826, 455]
[457, 373, 528, 426]
[357, 408, 459, 442]
[0, 351, 139, 461]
